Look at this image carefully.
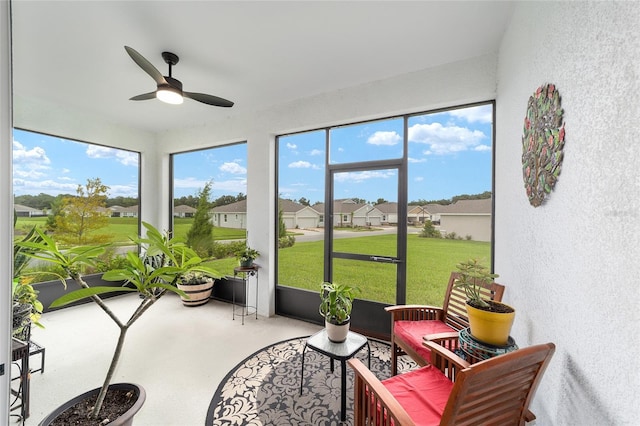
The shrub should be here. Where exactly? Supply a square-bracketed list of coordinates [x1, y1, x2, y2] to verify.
[212, 240, 246, 260]
[419, 220, 441, 238]
[279, 235, 296, 248]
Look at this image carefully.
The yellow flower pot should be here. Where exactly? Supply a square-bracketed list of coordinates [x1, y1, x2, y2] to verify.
[466, 302, 515, 346]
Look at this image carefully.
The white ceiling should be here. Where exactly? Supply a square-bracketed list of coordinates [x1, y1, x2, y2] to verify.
[11, 1, 513, 134]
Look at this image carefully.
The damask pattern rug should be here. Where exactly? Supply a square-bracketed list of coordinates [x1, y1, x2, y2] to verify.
[206, 336, 417, 426]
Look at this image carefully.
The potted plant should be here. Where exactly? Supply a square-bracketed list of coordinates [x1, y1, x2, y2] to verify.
[318, 281, 359, 342]
[235, 245, 259, 267]
[17, 221, 220, 425]
[176, 271, 215, 307]
[12, 223, 45, 339]
[11, 276, 44, 340]
[454, 258, 515, 346]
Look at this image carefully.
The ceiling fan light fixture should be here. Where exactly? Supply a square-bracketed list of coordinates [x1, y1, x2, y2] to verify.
[157, 85, 183, 105]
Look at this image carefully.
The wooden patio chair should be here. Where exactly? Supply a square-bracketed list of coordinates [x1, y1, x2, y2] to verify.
[348, 341, 555, 425]
[385, 272, 504, 375]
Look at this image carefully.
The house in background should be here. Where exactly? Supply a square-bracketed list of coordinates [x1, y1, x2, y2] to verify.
[375, 202, 398, 225]
[109, 205, 138, 218]
[312, 199, 383, 228]
[211, 200, 247, 229]
[279, 199, 321, 230]
[14, 203, 45, 217]
[438, 198, 492, 242]
[173, 205, 196, 218]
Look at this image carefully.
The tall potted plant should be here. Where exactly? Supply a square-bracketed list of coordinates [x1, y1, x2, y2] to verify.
[318, 281, 359, 342]
[454, 258, 515, 346]
[18, 222, 220, 425]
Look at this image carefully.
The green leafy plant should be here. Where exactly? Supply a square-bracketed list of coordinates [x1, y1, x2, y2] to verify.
[318, 281, 359, 325]
[179, 271, 212, 285]
[13, 223, 45, 329]
[12, 276, 44, 331]
[16, 221, 220, 421]
[235, 245, 259, 264]
[453, 258, 499, 308]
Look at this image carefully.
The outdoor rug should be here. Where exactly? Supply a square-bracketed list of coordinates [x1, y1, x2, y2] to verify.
[206, 336, 417, 426]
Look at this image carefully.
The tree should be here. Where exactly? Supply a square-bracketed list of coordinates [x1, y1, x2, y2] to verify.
[419, 220, 441, 238]
[186, 181, 214, 256]
[45, 195, 65, 232]
[375, 198, 388, 205]
[278, 207, 287, 238]
[298, 197, 310, 206]
[54, 178, 111, 245]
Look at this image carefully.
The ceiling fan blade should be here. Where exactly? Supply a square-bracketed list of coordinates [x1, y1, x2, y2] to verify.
[124, 46, 166, 86]
[184, 91, 234, 108]
[130, 91, 157, 101]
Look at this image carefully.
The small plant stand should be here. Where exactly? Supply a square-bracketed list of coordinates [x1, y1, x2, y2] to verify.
[232, 265, 259, 325]
[457, 327, 518, 364]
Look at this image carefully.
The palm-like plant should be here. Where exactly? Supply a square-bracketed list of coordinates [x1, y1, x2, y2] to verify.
[16, 221, 220, 420]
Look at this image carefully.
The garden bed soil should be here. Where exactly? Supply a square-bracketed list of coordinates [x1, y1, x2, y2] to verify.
[50, 389, 136, 425]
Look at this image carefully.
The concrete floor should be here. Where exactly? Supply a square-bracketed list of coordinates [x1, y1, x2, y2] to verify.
[17, 293, 322, 425]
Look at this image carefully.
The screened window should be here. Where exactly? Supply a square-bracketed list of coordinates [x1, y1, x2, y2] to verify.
[12, 128, 140, 280]
[171, 143, 248, 276]
[276, 103, 494, 307]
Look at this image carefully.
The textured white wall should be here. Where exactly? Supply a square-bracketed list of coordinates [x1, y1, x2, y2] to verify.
[495, 2, 640, 424]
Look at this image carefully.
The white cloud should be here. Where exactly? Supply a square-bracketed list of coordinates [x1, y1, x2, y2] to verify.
[474, 145, 492, 152]
[220, 161, 247, 175]
[334, 170, 396, 184]
[173, 177, 211, 189]
[408, 122, 487, 155]
[449, 104, 493, 124]
[213, 178, 247, 194]
[86, 145, 138, 166]
[13, 140, 50, 165]
[310, 149, 323, 156]
[13, 140, 52, 183]
[289, 161, 312, 168]
[12, 178, 78, 195]
[414, 176, 424, 182]
[174, 177, 246, 195]
[368, 131, 401, 146]
[408, 157, 426, 163]
[105, 184, 138, 197]
[287, 143, 297, 150]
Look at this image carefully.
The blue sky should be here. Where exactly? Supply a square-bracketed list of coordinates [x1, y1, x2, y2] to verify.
[12, 130, 140, 198]
[279, 104, 494, 204]
[12, 104, 492, 204]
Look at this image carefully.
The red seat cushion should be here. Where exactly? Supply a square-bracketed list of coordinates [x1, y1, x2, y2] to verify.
[382, 365, 454, 426]
[394, 320, 455, 362]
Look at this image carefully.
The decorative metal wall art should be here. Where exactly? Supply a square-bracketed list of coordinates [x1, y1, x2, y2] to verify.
[522, 83, 566, 207]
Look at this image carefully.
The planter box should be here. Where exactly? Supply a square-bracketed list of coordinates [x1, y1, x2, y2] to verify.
[212, 276, 244, 304]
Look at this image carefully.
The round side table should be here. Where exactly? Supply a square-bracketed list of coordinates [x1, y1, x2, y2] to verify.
[457, 327, 518, 364]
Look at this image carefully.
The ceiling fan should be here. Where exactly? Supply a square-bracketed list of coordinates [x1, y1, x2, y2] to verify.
[124, 46, 234, 107]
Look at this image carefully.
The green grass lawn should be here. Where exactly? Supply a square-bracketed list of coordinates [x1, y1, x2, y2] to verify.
[272, 234, 491, 306]
[15, 217, 246, 243]
[16, 217, 491, 307]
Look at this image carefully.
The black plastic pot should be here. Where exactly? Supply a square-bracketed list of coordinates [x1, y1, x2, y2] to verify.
[39, 383, 146, 426]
